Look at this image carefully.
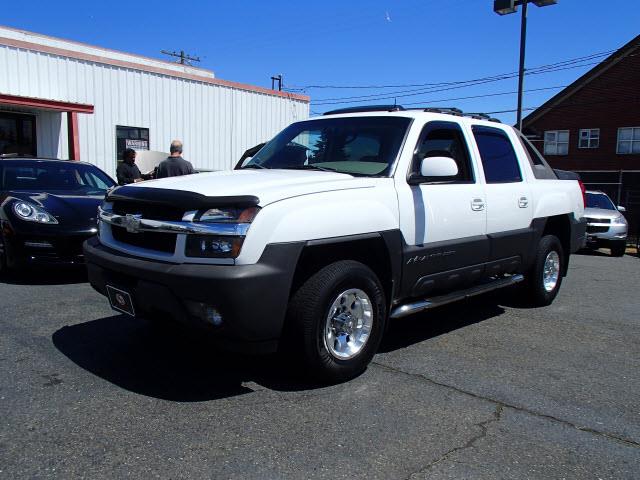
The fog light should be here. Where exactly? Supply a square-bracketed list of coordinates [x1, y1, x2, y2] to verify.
[24, 240, 53, 248]
[185, 300, 223, 327]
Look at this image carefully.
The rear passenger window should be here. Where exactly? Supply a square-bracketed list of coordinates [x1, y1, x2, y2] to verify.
[519, 135, 544, 165]
[412, 121, 474, 183]
[472, 126, 522, 183]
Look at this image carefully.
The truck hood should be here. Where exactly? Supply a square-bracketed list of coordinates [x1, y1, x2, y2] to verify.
[584, 207, 623, 219]
[132, 169, 378, 206]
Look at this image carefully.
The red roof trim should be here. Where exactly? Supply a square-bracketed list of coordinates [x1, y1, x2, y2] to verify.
[0, 93, 94, 113]
[0, 36, 310, 103]
[0, 25, 216, 76]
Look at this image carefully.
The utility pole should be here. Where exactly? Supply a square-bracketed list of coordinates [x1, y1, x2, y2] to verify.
[493, 0, 558, 131]
[271, 74, 283, 91]
[160, 49, 201, 66]
[516, 1, 528, 132]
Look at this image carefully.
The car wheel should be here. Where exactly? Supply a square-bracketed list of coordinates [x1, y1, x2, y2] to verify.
[521, 235, 564, 307]
[286, 260, 386, 382]
[610, 242, 626, 257]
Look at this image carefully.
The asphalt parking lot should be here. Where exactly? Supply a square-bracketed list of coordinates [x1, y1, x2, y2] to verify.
[1, 251, 639, 479]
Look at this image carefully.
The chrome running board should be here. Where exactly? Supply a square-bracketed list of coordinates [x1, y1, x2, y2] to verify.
[390, 274, 524, 319]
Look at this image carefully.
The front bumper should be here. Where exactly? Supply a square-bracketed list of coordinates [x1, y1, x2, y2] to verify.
[83, 237, 303, 353]
[3, 226, 96, 267]
[585, 222, 628, 245]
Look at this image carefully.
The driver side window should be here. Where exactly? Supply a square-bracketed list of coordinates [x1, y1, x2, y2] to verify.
[412, 121, 475, 183]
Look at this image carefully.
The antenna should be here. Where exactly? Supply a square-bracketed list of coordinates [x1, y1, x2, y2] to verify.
[160, 50, 201, 66]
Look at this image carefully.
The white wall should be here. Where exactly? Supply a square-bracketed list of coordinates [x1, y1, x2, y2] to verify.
[36, 111, 68, 159]
[0, 42, 309, 177]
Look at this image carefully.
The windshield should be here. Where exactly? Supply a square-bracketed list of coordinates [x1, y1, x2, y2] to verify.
[243, 116, 412, 176]
[586, 192, 616, 210]
[1, 161, 115, 194]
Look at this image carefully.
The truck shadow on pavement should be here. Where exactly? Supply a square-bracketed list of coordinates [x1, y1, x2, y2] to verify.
[52, 295, 509, 402]
[380, 297, 506, 353]
[52, 315, 291, 402]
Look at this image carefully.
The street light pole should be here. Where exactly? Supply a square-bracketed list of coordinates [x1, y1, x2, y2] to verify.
[494, 0, 557, 131]
[516, 1, 528, 131]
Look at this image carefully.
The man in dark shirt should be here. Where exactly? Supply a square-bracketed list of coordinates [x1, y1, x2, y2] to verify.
[116, 148, 147, 185]
[156, 140, 195, 178]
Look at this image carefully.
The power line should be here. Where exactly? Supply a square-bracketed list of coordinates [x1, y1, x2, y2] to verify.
[485, 94, 640, 116]
[309, 57, 612, 105]
[310, 60, 605, 106]
[288, 49, 617, 92]
[401, 84, 567, 106]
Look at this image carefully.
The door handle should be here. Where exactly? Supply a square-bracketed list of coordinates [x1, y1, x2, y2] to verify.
[518, 196, 529, 208]
[471, 198, 485, 211]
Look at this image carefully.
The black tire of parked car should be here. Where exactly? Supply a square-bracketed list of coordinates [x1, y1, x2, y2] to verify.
[610, 241, 626, 257]
[286, 260, 387, 383]
[0, 233, 8, 276]
[520, 234, 564, 307]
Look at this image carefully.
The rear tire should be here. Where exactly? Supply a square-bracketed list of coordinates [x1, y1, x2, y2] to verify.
[521, 235, 564, 307]
[285, 260, 386, 383]
[610, 241, 626, 257]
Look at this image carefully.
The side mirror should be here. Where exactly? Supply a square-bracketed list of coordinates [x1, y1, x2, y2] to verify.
[420, 156, 459, 177]
[617, 205, 626, 213]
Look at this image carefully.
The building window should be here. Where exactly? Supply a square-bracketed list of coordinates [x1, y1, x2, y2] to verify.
[617, 127, 640, 154]
[544, 130, 569, 155]
[116, 125, 150, 160]
[579, 129, 600, 149]
[0, 113, 36, 156]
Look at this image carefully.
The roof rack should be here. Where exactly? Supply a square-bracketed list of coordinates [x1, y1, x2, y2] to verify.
[323, 105, 405, 115]
[415, 107, 502, 123]
[421, 107, 464, 116]
[465, 112, 502, 123]
[322, 104, 502, 123]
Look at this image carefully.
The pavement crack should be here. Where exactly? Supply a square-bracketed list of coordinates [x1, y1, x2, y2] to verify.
[405, 404, 503, 479]
[372, 361, 640, 450]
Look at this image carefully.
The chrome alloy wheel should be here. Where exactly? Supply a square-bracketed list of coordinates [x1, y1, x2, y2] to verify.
[543, 251, 560, 292]
[324, 289, 374, 360]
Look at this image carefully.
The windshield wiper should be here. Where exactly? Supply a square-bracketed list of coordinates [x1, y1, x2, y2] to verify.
[241, 163, 268, 170]
[281, 164, 339, 173]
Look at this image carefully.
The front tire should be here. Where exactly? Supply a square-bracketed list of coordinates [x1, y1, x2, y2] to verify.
[286, 260, 386, 382]
[521, 235, 564, 307]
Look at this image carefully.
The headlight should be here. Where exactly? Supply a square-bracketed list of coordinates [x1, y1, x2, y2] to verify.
[197, 206, 259, 223]
[613, 215, 627, 226]
[187, 206, 259, 258]
[185, 235, 244, 258]
[13, 201, 58, 224]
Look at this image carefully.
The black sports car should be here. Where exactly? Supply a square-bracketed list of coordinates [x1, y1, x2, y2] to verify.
[0, 158, 116, 271]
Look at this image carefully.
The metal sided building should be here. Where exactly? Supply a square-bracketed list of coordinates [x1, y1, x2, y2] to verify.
[0, 25, 310, 177]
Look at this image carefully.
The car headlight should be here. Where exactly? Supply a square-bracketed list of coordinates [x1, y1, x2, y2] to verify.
[187, 206, 259, 258]
[196, 206, 259, 223]
[613, 215, 627, 226]
[13, 201, 58, 224]
[185, 235, 244, 258]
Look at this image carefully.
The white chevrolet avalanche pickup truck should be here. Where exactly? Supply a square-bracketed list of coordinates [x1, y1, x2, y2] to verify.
[84, 105, 587, 381]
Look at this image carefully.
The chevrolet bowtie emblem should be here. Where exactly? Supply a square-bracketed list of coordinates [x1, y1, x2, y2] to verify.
[123, 214, 143, 233]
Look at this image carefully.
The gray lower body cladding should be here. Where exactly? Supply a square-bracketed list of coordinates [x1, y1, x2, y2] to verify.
[83, 236, 303, 353]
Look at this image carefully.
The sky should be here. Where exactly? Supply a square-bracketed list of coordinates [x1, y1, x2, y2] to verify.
[3, 0, 639, 124]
